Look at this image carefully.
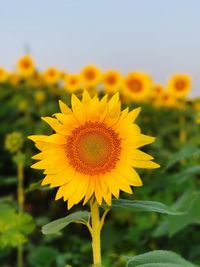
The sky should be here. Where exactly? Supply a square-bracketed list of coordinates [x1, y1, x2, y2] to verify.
[0, 0, 200, 97]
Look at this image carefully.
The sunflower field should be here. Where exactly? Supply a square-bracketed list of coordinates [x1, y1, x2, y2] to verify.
[0, 55, 200, 267]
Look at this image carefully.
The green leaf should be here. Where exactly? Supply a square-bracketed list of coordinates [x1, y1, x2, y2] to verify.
[0, 203, 35, 249]
[126, 250, 198, 267]
[169, 191, 200, 236]
[0, 176, 17, 186]
[154, 191, 200, 237]
[42, 211, 90, 235]
[25, 179, 49, 193]
[111, 199, 181, 215]
[173, 166, 200, 183]
[164, 146, 200, 171]
[28, 246, 58, 267]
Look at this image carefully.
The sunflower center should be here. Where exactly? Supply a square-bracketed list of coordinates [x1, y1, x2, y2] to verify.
[66, 122, 121, 175]
[70, 78, 77, 85]
[127, 78, 143, 93]
[85, 70, 95, 80]
[48, 70, 56, 77]
[155, 86, 162, 93]
[174, 80, 186, 91]
[106, 75, 116, 85]
[21, 60, 31, 69]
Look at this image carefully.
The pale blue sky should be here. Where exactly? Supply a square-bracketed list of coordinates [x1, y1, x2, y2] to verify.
[0, 0, 200, 97]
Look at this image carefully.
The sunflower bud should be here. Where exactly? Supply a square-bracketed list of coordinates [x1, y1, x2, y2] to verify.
[5, 132, 24, 154]
[34, 91, 46, 104]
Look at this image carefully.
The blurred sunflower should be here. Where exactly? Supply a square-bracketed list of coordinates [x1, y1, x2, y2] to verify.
[123, 72, 152, 101]
[152, 84, 165, 95]
[193, 99, 200, 111]
[150, 84, 165, 106]
[161, 93, 177, 108]
[60, 71, 68, 80]
[17, 55, 35, 77]
[9, 72, 21, 86]
[168, 74, 191, 98]
[29, 72, 45, 87]
[80, 65, 101, 88]
[103, 70, 122, 94]
[0, 67, 9, 82]
[64, 74, 81, 93]
[43, 67, 60, 85]
[29, 91, 159, 209]
[34, 91, 46, 104]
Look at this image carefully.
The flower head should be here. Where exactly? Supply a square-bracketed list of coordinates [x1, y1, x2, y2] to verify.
[161, 93, 177, 108]
[34, 91, 46, 104]
[80, 65, 101, 88]
[29, 91, 159, 209]
[64, 74, 81, 93]
[5, 132, 23, 154]
[17, 55, 35, 77]
[43, 67, 60, 85]
[123, 72, 152, 101]
[103, 70, 122, 94]
[168, 74, 191, 99]
[150, 84, 165, 107]
[0, 67, 9, 82]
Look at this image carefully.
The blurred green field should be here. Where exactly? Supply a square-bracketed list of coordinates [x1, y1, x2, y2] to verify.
[0, 69, 200, 267]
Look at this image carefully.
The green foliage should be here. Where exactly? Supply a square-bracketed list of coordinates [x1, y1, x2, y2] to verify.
[154, 191, 200, 237]
[163, 146, 200, 171]
[0, 203, 35, 249]
[126, 250, 198, 267]
[111, 199, 181, 215]
[27, 246, 59, 267]
[1, 82, 200, 266]
[42, 211, 90, 235]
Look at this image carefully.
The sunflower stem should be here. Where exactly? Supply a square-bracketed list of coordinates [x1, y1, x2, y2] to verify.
[100, 209, 110, 230]
[90, 199, 102, 266]
[17, 153, 24, 267]
[179, 116, 186, 144]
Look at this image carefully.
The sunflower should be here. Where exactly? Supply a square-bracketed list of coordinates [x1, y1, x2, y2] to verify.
[123, 72, 152, 101]
[168, 74, 191, 98]
[43, 67, 60, 85]
[161, 93, 177, 108]
[150, 84, 165, 106]
[0, 67, 9, 82]
[64, 74, 81, 93]
[153, 84, 164, 95]
[29, 91, 159, 209]
[17, 55, 35, 77]
[103, 70, 122, 94]
[80, 65, 101, 88]
[9, 72, 21, 86]
[34, 91, 46, 104]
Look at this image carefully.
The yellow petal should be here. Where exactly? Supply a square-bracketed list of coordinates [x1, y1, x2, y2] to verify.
[121, 148, 154, 161]
[103, 173, 120, 199]
[83, 177, 95, 205]
[99, 177, 112, 205]
[123, 134, 155, 149]
[99, 95, 108, 121]
[117, 162, 143, 186]
[28, 134, 66, 145]
[126, 107, 141, 123]
[94, 178, 103, 205]
[130, 160, 160, 169]
[59, 100, 72, 114]
[41, 117, 62, 133]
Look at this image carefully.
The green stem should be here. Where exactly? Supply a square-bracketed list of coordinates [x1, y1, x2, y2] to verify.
[17, 161, 24, 213]
[17, 245, 23, 267]
[17, 156, 24, 267]
[90, 199, 102, 266]
[179, 116, 186, 144]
